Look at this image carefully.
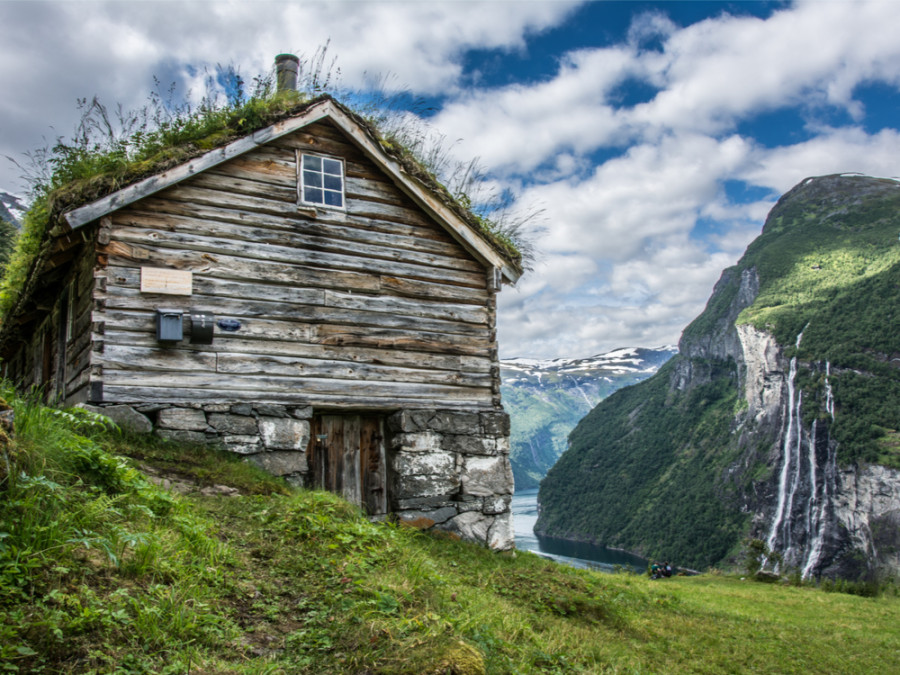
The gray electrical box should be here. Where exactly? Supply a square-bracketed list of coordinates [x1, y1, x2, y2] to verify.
[156, 309, 184, 343]
[190, 312, 215, 345]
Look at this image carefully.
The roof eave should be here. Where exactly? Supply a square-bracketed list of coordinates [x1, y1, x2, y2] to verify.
[318, 101, 522, 284]
[62, 97, 522, 284]
[63, 98, 336, 231]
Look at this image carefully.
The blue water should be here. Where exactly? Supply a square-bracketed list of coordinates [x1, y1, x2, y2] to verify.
[512, 489, 649, 573]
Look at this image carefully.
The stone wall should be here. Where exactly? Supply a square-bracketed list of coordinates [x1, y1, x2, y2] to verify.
[387, 410, 515, 550]
[80, 402, 312, 486]
[79, 403, 516, 551]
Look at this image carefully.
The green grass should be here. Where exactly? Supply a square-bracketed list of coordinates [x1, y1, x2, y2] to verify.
[2, 388, 900, 674]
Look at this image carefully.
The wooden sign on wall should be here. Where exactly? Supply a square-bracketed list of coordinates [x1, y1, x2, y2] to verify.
[140, 267, 193, 295]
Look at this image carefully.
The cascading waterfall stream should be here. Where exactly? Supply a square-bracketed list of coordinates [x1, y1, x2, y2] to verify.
[766, 330, 805, 561]
[802, 362, 837, 579]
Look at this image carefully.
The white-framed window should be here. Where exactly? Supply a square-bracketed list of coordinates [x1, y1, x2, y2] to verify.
[299, 153, 345, 208]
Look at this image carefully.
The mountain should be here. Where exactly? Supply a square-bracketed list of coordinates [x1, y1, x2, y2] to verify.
[501, 347, 676, 490]
[536, 174, 900, 580]
[0, 191, 23, 274]
[0, 191, 25, 227]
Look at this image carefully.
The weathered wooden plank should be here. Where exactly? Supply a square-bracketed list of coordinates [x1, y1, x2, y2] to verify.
[100, 384, 496, 410]
[65, 363, 92, 393]
[106, 269, 486, 324]
[208, 155, 296, 186]
[271, 130, 364, 160]
[312, 324, 492, 356]
[113, 209, 482, 273]
[102, 245, 386, 296]
[360, 416, 387, 515]
[323, 290, 487, 325]
[106, 268, 327, 305]
[344, 175, 408, 206]
[100, 344, 217, 372]
[341, 416, 361, 506]
[99, 328, 493, 373]
[101, 369, 493, 399]
[189, 171, 297, 203]
[64, 381, 90, 408]
[101, 290, 489, 336]
[126, 198, 465, 257]
[215, 352, 492, 388]
[97, 310, 492, 356]
[160, 183, 309, 219]
[99, 343, 491, 387]
[162, 180, 445, 235]
[107, 225, 486, 286]
[136, 193, 457, 245]
[66, 329, 92, 371]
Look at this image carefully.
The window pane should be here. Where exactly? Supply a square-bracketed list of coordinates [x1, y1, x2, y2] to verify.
[323, 158, 342, 175]
[304, 170, 322, 188]
[300, 153, 343, 208]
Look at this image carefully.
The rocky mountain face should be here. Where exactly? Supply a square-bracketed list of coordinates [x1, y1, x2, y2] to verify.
[537, 175, 900, 580]
[0, 191, 25, 227]
[501, 347, 676, 490]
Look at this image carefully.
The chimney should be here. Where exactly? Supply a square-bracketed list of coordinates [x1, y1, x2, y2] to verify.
[275, 54, 300, 92]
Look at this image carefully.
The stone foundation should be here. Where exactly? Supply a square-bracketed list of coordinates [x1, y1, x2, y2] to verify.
[386, 410, 515, 550]
[79, 402, 312, 486]
[79, 403, 515, 550]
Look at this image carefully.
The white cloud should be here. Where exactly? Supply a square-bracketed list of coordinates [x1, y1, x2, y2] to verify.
[2, 0, 900, 359]
[0, 0, 578, 188]
[436, 1, 900, 357]
[739, 127, 900, 192]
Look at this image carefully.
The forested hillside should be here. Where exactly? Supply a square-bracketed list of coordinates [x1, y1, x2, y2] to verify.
[537, 175, 900, 576]
[501, 348, 675, 489]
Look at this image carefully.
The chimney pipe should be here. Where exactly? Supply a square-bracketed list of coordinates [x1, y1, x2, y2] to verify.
[275, 53, 300, 92]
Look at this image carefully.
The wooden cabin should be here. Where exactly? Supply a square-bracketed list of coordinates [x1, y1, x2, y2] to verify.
[0, 79, 521, 549]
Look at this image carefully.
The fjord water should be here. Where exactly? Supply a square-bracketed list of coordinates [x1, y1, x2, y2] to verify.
[512, 489, 648, 572]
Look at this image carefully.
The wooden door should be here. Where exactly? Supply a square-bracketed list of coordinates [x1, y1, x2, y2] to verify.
[309, 414, 387, 515]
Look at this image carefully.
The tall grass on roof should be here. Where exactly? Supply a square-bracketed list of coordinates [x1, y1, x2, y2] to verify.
[1, 46, 534, 321]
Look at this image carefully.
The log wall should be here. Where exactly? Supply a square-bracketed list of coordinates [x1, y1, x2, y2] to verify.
[1, 233, 95, 406]
[90, 120, 501, 410]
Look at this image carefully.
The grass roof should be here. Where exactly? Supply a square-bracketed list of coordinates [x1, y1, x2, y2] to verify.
[0, 82, 527, 329]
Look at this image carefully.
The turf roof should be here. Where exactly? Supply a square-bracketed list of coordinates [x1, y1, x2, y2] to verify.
[0, 92, 524, 340]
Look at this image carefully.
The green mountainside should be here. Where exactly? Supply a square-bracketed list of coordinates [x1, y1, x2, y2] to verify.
[537, 175, 900, 575]
[2, 386, 899, 673]
[502, 348, 676, 490]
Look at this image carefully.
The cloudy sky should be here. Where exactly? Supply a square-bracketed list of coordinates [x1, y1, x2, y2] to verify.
[2, 1, 899, 359]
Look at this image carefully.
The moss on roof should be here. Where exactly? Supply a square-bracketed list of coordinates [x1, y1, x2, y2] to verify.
[0, 90, 523, 330]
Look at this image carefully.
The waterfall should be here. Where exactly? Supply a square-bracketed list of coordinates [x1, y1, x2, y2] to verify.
[802, 363, 837, 579]
[765, 330, 805, 560]
[804, 419, 818, 556]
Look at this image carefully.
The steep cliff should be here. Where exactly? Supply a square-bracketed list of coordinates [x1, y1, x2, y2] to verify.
[537, 174, 900, 579]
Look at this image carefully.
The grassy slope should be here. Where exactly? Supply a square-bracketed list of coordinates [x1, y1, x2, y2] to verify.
[2, 392, 900, 674]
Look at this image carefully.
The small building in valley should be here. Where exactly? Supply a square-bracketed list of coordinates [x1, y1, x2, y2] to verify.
[0, 57, 522, 549]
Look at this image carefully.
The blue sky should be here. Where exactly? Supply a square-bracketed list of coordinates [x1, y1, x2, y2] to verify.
[1, 1, 899, 359]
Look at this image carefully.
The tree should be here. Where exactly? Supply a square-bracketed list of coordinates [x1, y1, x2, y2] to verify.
[0, 218, 18, 278]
